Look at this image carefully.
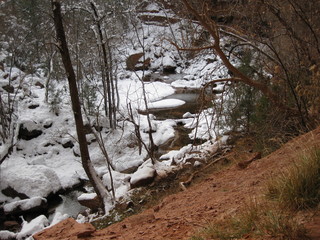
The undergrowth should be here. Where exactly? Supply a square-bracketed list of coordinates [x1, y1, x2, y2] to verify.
[190, 201, 308, 240]
[267, 147, 320, 210]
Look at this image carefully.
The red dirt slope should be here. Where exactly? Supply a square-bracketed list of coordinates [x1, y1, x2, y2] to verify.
[34, 126, 320, 240]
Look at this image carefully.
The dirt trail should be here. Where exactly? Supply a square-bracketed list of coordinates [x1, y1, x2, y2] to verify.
[34, 127, 320, 240]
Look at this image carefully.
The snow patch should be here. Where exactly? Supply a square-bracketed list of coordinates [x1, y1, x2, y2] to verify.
[1, 163, 61, 198]
[130, 160, 156, 187]
[16, 215, 49, 240]
[147, 99, 185, 110]
[3, 197, 46, 213]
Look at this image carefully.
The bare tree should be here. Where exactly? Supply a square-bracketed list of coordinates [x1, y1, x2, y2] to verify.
[51, 0, 113, 212]
[90, 1, 117, 130]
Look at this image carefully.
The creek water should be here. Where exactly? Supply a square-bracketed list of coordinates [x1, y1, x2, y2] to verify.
[146, 73, 212, 157]
[48, 191, 87, 222]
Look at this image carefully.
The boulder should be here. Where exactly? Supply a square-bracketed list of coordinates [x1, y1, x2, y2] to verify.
[18, 122, 42, 140]
[3, 197, 47, 215]
[2, 85, 14, 93]
[162, 56, 176, 73]
[126, 52, 150, 71]
[1, 165, 61, 198]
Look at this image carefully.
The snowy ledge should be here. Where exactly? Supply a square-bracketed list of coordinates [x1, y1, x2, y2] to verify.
[139, 99, 185, 111]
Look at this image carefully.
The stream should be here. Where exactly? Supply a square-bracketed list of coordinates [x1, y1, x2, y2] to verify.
[147, 73, 213, 157]
[1, 73, 210, 232]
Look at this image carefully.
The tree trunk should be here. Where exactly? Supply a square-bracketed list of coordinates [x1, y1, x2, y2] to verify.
[51, 0, 111, 211]
[90, 2, 116, 130]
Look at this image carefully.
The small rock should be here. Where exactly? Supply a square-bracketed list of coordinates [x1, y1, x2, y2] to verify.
[3, 221, 20, 231]
[130, 161, 157, 188]
[62, 140, 74, 149]
[78, 193, 102, 211]
[2, 85, 14, 93]
[3, 197, 47, 215]
[28, 104, 40, 109]
[35, 81, 45, 88]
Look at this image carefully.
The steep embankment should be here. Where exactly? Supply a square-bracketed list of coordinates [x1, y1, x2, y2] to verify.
[34, 126, 320, 240]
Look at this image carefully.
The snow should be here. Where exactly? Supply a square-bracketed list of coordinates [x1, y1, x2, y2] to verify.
[78, 193, 97, 201]
[0, 1, 235, 237]
[102, 171, 131, 199]
[3, 197, 46, 213]
[142, 99, 185, 110]
[130, 160, 156, 186]
[16, 215, 49, 240]
[145, 3, 160, 12]
[1, 161, 62, 198]
[152, 119, 176, 146]
[160, 144, 194, 162]
[0, 231, 17, 240]
[50, 212, 69, 226]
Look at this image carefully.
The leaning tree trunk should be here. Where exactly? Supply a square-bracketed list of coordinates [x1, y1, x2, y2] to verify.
[51, 0, 112, 211]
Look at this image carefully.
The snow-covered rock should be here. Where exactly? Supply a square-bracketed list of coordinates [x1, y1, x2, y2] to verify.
[3, 197, 47, 214]
[18, 121, 43, 140]
[147, 99, 185, 110]
[130, 160, 156, 188]
[1, 164, 61, 198]
[77, 193, 101, 211]
[0, 230, 17, 240]
[16, 215, 49, 240]
[162, 55, 176, 73]
[50, 212, 69, 226]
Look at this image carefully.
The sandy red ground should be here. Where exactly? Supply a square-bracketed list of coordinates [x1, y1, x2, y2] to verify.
[34, 126, 320, 240]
